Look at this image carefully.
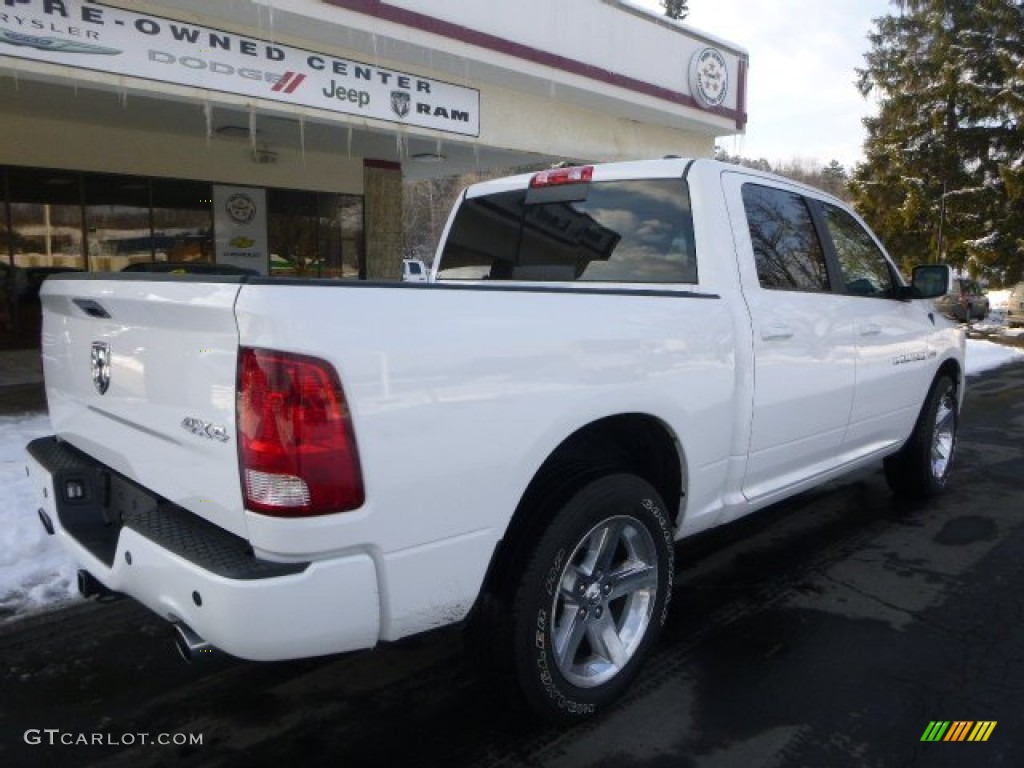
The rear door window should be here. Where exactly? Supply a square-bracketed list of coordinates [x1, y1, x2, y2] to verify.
[438, 178, 696, 284]
[740, 184, 830, 293]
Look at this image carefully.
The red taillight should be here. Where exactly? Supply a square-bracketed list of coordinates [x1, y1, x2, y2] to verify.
[529, 165, 594, 188]
[237, 347, 364, 517]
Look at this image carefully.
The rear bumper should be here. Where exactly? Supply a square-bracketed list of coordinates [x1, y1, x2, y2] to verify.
[25, 437, 380, 661]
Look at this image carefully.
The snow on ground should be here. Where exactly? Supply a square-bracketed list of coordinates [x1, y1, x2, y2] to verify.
[1, 337, 1023, 622]
[965, 338, 1024, 375]
[969, 293, 1023, 337]
[987, 289, 1011, 312]
[0, 412, 79, 622]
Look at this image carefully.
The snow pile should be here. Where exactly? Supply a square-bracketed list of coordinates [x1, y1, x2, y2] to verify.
[0, 338, 1022, 621]
[0, 413, 79, 622]
[986, 289, 1011, 311]
[969, 289, 1017, 332]
[966, 339, 1024, 375]
[973, 288, 1011, 329]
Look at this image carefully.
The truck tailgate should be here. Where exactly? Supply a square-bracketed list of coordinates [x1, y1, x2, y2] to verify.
[39, 276, 248, 538]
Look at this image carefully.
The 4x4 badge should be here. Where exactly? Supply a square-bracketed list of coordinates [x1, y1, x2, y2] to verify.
[91, 342, 111, 395]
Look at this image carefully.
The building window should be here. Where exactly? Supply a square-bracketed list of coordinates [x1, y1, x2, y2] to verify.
[152, 179, 215, 265]
[7, 166, 85, 272]
[269, 189, 364, 278]
[2, 165, 365, 347]
[3, 167, 365, 279]
[84, 173, 154, 271]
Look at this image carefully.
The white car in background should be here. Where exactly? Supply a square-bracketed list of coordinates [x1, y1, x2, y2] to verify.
[402, 258, 429, 282]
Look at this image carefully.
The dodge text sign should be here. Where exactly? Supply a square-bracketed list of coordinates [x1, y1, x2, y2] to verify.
[0, 0, 480, 136]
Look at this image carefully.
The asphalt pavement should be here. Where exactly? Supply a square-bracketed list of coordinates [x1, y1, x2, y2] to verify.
[1, 360, 1022, 768]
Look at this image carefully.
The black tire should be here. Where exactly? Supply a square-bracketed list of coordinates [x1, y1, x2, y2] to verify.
[487, 474, 674, 723]
[884, 374, 959, 499]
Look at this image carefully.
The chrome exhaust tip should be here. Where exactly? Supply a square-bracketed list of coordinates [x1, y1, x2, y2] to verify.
[173, 623, 215, 662]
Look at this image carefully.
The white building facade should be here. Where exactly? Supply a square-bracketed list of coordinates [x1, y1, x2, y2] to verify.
[0, 0, 747, 344]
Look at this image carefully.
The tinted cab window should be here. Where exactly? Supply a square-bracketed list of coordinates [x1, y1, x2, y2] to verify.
[741, 184, 830, 292]
[438, 179, 696, 284]
[742, 184, 902, 299]
[821, 203, 894, 298]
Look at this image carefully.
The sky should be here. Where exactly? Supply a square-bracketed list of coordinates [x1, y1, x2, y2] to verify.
[636, 0, 896, 170]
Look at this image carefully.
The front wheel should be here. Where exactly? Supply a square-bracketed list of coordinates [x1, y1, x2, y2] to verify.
[500, 474, 675, 723]
[884, 374, 959, 499]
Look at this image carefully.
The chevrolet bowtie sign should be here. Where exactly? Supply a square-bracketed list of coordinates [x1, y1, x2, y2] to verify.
[0, 0, 480, 137]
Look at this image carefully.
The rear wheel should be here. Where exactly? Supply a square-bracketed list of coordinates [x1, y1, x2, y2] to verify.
[884, 374, 959, 499]
[485, 474, 674, 723]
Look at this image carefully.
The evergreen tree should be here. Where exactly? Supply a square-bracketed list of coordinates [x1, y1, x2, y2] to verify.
[662, 1, 689, 21]
[851, 0, 1024, 285]
[822, 160, 848, 186]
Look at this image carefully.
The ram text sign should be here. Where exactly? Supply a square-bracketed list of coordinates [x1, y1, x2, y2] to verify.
[0, 0, 480, 136]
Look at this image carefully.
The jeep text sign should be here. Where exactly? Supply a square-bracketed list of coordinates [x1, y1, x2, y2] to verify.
[0, 0, 480, 136]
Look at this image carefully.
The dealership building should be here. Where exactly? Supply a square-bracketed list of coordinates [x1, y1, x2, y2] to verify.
[0, 0, 747, 347]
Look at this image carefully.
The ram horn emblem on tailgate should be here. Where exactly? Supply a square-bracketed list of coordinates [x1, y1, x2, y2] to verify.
[90, 342, 111, 395]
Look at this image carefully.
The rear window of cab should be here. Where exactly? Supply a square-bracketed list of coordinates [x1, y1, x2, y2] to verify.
[437, 178, 697, 284]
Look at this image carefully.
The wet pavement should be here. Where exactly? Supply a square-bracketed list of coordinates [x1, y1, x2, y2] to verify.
[1, 361, 1022, 768]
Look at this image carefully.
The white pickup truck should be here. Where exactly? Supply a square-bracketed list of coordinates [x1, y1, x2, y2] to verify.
[26, 158, 963, 722]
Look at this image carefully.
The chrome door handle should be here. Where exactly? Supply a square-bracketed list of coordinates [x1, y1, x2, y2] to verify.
[860, 323, 882, 336]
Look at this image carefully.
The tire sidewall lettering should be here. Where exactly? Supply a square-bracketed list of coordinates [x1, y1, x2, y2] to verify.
[533, 606, 594, 714]
[544, 548, 566, 597]
[524, 481, 673, 718]
[642, 496, 675, 626]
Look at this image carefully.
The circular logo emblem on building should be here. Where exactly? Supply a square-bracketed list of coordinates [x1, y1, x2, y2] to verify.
[689, 48, 729, 109]
[225, 193, 257, 224]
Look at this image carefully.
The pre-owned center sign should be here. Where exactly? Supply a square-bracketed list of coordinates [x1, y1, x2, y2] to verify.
[0, 0, 480, 136]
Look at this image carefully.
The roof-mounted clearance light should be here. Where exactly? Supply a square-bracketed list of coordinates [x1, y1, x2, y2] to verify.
[530, 165, 594, 188]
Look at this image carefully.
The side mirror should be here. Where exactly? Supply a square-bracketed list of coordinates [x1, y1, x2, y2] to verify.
[907, 264, 953, 300]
